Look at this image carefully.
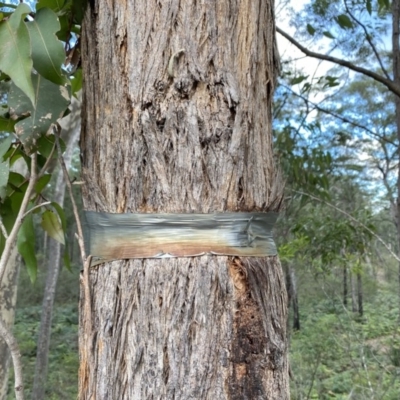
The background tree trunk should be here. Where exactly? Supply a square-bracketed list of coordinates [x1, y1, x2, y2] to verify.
[351, 272, 358, 313]
[0, 159, 27, 400]
[285, 264, 300, 331]
[289, 266, 300, 331]
[32, 98, 81, 400]
[0, 248, 20, 400]
[79, 1, 288, 399]
[357, 272, 363, 318]
[392, 0, 400, 325]
[343, 264, 348, 308]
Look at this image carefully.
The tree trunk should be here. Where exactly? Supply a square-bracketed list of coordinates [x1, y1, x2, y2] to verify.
[32, 98, 81, 400]
[343, 264, 348, 308]
[0, 247, 20, 400]
[285, 264, 300, 331]
[350, 272, 358, 313]
[392, 0, 400, 325]
[79, 1, 288, 399]
[289, 266, 300, 331]
[0, 158, 27, 400]
[357, 272, 363, 318]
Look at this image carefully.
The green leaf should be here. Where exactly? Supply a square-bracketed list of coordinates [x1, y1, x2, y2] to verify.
[337, 14, 353, 29]
[0, 200, 15, 253]
[290, 75, 308, 85]
[10, 179, 27, 213]
[9, 74, 70, 153]
[301, 82, 311, 93]
[56, 13, 69, 41]
[0, 135, 12, 159]
[0, 3, 35, 106]
[51, 201, 67, 233]
[323, 31, 335, 39]
[51, 200, 71, 270]
[27, 8, 67, 85]
[0, 116, 16, 132]
[71, 68, 82, 96]
[35, 173, 51, 194]
[378, 0, 390, 11]
[0, 159, 9, 200]
[41, 209, 65, 244]
[37, 134, 56, 158]
[72, 0, 88, 24]
[17, 214, 37, 283]
[36, 0, 66, 13]
[324, 75, 340, 88]
[366, 0, 372, 14]
[8, 171, 24, 188]
[307, 24, 316, 36]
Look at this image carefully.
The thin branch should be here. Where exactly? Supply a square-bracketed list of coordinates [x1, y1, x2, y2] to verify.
[0, 319, 24, 400]
[276, 26, 400, 97]
[54, 127, 86, 263]
[21, 202, 51, 219]
[0, 153, 38, 285]
[293, 190, 400, 263]
[344, 0, 391, 80]
[37, 141, 56, 179]
[0, 154, 39, 400]
[8, 141, 21, 161]
[305, 351, 322, 400]
[0, 217, 8, 239]
[280, 84, 397, 145]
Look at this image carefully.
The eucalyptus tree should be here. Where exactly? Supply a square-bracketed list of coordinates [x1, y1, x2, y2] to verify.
[78, 1, 288, 398]
[0, 0, 290, 398]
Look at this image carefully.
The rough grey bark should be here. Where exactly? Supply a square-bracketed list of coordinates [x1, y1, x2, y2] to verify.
[31, 98, 81, 400]
[80, 0, 288, 399]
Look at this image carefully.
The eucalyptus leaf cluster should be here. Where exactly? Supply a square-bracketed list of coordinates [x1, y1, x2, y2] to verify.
[0, 0, 82, 282]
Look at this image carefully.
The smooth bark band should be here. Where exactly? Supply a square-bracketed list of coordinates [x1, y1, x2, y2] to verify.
[83, 211, 278, 262]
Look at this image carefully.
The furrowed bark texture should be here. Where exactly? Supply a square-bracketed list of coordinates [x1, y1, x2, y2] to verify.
[80, 0, 287, 398]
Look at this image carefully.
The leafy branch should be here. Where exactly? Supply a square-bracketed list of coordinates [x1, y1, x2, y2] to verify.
[343, 0, 391, 80]
[276, 26, 400, 97]
[55, 127, 87, 263]
[0, 153, 38, 284]
[0, 152, 39, 400]
[294, 190, 400, 263]
[280, 84, 392, 143]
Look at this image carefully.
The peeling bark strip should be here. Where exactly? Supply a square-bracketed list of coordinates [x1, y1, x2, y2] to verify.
[83, 211, 278, 260]
[80, 0, 289, 398]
